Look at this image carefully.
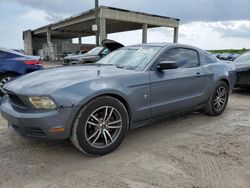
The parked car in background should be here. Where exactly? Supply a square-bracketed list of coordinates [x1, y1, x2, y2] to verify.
[216, 53, 239, 61]
[13, 49, 25, 54]
[232, 51, 250, 89]
[65, 50, 88, 57]
[63, 41, 123, 65]
[0, 42, 236, 156]
[228, 54, 239, 61]
[0, 48, 43, 95]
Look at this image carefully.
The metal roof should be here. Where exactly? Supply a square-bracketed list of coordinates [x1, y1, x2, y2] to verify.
[28, 6, 180, 39]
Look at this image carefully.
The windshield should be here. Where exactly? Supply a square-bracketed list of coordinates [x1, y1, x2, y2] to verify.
[235, 52, 250, 63]
[87, 47, 104, 56]
[97, 46, 162, 71]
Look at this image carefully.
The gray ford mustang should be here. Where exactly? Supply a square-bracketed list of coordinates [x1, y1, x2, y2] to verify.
[0, 40, 236, 155]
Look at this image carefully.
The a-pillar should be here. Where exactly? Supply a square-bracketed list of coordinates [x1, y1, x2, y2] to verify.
[100, 17, 107, 44]
[173, 27, 179, 43]
[142, 24, 148, 43]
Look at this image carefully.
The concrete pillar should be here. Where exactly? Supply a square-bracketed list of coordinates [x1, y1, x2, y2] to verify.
[174, 27, 179, 43]
[100, 17, 107, 44]
[78, 37, 82, 44]
[142, 24, 148, 43]
[23, 30, 33, 55]
[95, 0, 100, 46]
[46, 26, 54, 60]
[46, 26, 52, 45]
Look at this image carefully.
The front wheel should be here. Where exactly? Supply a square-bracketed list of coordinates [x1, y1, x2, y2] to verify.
[204, 81, 229, 116]
[70, 96, 129, 156]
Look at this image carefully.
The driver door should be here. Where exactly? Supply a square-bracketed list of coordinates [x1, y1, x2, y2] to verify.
[149, 47, 209, 118]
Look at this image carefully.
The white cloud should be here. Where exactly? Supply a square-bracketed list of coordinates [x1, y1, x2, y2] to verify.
[20, 10, 51, 26]
[207, 20, 250, 38]
[179, 21, 250, 49]
[1, 1, 250, 50]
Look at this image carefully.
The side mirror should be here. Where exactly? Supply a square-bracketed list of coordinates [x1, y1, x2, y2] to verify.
[156, 61, 178, 70]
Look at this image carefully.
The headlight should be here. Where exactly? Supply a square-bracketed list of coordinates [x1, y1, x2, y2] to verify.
[28, 96, 56, 109]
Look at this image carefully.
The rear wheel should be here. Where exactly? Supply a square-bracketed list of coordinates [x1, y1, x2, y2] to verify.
[70, 96, 129, 156]
[204, 81, 229, 116]
[0, 74, 16, 96]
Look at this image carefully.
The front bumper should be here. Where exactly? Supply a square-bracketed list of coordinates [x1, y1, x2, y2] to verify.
[0, 95, 79, 140]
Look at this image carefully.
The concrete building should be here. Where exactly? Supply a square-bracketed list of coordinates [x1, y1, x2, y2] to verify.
[23, 6, 180, 60]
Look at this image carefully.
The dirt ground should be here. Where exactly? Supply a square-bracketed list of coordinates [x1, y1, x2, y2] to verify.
[0, 89, 250, 188]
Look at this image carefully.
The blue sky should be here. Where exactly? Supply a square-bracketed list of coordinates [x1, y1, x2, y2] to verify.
[1, 0, 250, 50]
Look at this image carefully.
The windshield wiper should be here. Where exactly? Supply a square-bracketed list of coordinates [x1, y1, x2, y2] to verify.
[115, 65, 125, 69]
[115, 65, 136, 70]
[81, 63, 114, 66]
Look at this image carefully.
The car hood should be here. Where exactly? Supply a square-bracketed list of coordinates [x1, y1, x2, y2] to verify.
[4, 65, 135, 95]
[102, 39, 124, 51]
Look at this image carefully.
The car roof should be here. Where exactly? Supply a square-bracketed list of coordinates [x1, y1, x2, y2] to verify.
[0, 48, 25, 57]
[128, 43, 171, 47]
[126, 43, 203, 51]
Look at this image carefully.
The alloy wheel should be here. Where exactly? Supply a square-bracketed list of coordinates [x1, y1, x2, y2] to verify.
[85, 106, 122, 149]
[213, 86, 227, 112]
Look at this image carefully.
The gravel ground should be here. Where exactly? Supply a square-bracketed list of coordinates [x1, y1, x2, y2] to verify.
[0, 90, 250, 188]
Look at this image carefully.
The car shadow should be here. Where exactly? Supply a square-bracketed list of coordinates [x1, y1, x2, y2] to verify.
[15, 111, 206, 158]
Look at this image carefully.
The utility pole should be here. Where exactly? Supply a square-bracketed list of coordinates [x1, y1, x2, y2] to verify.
[95, 0, 100, 46]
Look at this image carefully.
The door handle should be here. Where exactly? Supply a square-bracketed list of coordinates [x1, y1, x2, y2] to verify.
[196, 72, 202, 78]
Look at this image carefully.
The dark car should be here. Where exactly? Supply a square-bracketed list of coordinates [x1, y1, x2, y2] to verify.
[232, 51, 250, 89]
[65, 50, 88, 57]
[0, 48, 43, 95]
[216, 53, 239, 61]
[63, 41, 123, 65]
[228, 54, 239, 61]
[0, 42, 236, 156]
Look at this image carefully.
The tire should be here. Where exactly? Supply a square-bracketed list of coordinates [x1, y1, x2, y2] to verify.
[204, 81, 229, 116]
[0, 73, 16, 96]
[70, 96, 129, 156]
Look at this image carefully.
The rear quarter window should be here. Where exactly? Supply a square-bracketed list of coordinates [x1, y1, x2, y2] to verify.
[202, 52, 217, 64]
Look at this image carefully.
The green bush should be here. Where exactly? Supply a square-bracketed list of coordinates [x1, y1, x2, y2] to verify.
[208, 48, 248, 55]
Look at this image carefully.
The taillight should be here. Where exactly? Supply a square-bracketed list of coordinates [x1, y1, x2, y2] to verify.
[24, 60, 42, 65]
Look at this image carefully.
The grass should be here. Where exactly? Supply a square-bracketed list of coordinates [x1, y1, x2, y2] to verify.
[208, 48, 248, 54]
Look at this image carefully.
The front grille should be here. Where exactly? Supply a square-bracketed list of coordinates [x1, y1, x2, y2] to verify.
[12, 124, 20, 132]
[24, 127, 46, 137]
[64, 58, 79, 64]
[11, 124, 46, 137]
[64, 59, 70, 63]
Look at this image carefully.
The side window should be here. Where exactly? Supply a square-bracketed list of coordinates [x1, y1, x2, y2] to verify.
[157, 48, 199, 68]
[101, 48, 110, 56]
